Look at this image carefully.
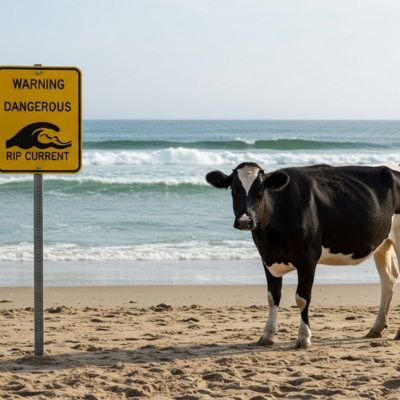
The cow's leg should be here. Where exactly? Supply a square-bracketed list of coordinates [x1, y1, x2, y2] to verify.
[295, 264, 316, 349]
[257, 263, 282, 346]
[367, 239, 398, 338]
[387, 230, 400, 340]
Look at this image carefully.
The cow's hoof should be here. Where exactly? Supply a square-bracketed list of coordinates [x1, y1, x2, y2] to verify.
[366, 329, 382, 339]
[257, 337, 274, 347]
[295, 340, 312, 350]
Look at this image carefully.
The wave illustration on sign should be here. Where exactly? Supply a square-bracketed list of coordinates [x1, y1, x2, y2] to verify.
[6, 122, 72, 150]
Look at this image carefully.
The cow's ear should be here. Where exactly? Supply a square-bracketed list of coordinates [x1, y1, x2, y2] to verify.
[206, 171, 232, 189]
[263, 171, 290, 190]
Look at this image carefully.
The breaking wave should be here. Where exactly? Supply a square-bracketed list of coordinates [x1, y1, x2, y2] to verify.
[82, 148, 400, 167]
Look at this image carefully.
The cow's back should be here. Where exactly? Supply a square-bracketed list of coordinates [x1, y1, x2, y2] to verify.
[271, 164, 400, 261]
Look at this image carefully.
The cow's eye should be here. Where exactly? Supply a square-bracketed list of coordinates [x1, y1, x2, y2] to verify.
[231, 188, 238, 196]
[257, 189, 264, 198]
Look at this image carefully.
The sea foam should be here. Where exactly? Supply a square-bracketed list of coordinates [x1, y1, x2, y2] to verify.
[82, 148, 400, 167]
[0, 240, 259, 262]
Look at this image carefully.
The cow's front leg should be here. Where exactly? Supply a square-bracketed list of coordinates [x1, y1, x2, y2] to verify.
[257, 264, 282, 346]
[295, 264, 316, 349]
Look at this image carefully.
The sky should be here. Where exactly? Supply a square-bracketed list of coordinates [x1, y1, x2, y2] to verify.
[1, 0, 400, 120]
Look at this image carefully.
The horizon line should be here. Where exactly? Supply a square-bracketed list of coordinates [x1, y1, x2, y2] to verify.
[82, 118, 400, 122]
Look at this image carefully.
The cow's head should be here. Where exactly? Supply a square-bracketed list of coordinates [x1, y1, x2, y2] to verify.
[206, 162, 290, 231]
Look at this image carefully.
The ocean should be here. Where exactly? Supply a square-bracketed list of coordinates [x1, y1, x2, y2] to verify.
[1, 119, 399, 286]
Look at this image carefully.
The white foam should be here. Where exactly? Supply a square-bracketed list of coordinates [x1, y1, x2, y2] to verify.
[0, 176, 33, 184]
[0, 240, 259, 262]
[1, 150, 399, 188]
[82, 148, 400, 167]
[82, 148, 235, 166]
[0, 174, 208, 186]
[0, 149, 397, 173]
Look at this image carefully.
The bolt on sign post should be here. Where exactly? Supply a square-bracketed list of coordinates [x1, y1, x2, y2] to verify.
[0, 65, 82, 356]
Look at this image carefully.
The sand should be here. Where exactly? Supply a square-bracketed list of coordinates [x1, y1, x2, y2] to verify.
[1, 284, 400, 399]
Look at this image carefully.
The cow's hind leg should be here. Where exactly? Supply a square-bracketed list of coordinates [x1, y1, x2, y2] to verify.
[388, 226, 400, 340]
[257, 264, 282, 346]
[367, 239, 399, 338]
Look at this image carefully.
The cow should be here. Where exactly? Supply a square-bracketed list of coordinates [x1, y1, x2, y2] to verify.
[206, 161, 400, 349]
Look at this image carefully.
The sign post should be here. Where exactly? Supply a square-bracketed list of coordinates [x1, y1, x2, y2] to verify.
[34, 173, 44, 355]
[0, 65, 82, 356]
[33, 64, 44, 356]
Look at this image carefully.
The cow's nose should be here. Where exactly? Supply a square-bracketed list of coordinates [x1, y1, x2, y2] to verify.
[235, 215, 253, 230]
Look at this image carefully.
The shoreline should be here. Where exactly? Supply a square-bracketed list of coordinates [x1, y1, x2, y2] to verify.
[0, 258, 380, 287]
[1, 283, 398, 309]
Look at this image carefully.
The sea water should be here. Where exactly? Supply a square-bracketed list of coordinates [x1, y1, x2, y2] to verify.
[0, 120, 399, 286]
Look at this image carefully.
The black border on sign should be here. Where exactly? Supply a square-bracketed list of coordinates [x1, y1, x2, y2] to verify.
[0, 66, 82, 174]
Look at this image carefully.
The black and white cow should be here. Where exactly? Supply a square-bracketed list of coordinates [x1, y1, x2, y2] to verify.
[206, 161, 400, 349]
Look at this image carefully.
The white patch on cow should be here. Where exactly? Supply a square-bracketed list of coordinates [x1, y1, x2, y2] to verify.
[239, 214, 250, 221]
[318, 247, 371, 266]
[298, 319, 312, 345]
[260, 291, 278, 343]
[237, 165, 260, 195]
[263, 259, 296, 278]
[295, 294, 312, 347]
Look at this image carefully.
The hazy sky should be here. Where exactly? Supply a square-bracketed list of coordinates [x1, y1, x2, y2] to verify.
[1, 0, 400, 120]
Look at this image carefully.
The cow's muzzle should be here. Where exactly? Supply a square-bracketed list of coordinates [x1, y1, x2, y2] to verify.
[234, 214, 255, 231]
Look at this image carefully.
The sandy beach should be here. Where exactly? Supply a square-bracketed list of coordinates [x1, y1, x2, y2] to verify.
[1, 284, 400, 399]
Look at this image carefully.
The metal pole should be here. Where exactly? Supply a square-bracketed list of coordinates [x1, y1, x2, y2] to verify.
[33, 63, 44, 356]
[34, 173, 44, 356]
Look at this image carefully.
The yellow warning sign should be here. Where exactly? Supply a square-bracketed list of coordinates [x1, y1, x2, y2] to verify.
[0, 66, 82, 173]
